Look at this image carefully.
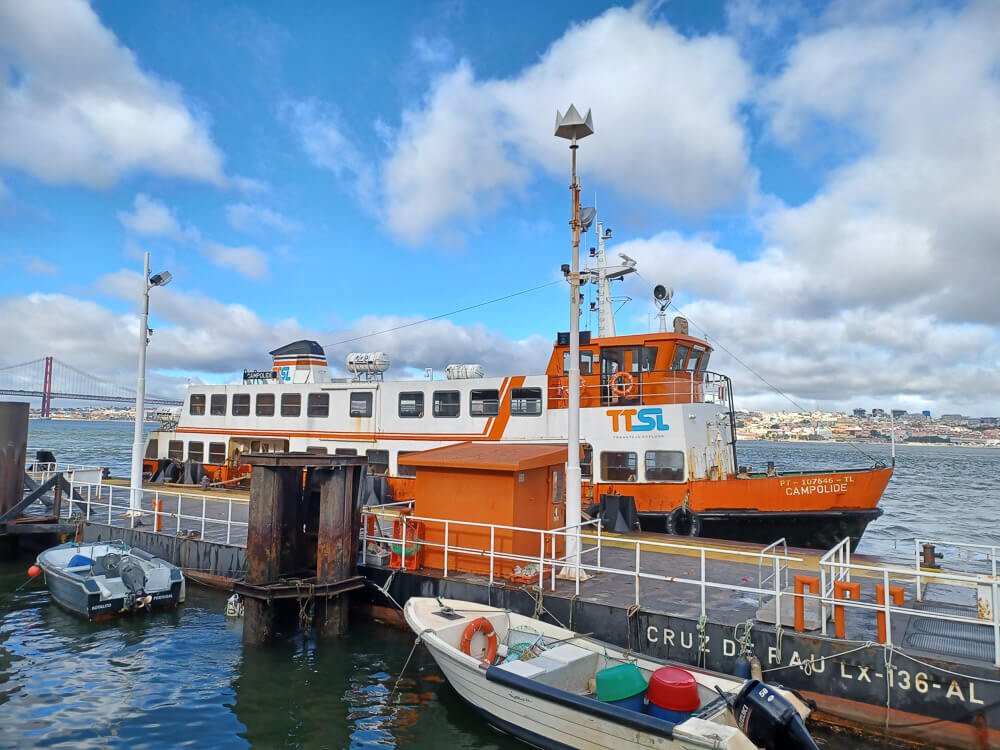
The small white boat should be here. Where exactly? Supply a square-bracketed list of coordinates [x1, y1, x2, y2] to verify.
[36, 541, 185, 620]
[404, 597, 818, 750]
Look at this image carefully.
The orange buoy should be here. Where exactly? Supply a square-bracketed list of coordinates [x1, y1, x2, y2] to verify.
[460, 617, 499, 663]
[27, 565, 42, 577]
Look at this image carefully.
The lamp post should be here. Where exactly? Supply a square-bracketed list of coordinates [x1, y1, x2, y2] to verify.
[128, 252, 172, 516]
[554, 105, 593, 579]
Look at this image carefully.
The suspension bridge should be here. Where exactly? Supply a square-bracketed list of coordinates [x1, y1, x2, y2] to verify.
[0, 357, 183, 416]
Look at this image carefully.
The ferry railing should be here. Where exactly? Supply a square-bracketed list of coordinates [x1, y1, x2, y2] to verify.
[360, 506, 801, 623]
[817, 552, 1000, 667]
[57, 480, 248, 546]
[546, 370, 731, 407]
[26, 462, 105, 480]
[757, 538, 789, 609]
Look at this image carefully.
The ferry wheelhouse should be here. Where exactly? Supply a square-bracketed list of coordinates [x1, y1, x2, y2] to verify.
[144, 323, 891, 550]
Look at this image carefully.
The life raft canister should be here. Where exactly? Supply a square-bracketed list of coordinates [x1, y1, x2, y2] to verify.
[666, 507, 702, 537]
[609, 371, 636, 398]
[460, 617, 499, 663]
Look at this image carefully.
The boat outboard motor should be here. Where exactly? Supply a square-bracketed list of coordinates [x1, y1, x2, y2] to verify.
[119, 556, 149, 609]
[731, 680, 819, 750]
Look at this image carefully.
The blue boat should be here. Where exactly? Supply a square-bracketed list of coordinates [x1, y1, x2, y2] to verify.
[36, 541, 185, 620]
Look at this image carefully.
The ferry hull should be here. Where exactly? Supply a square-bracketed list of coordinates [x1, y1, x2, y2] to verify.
[638, 508, 883, 550]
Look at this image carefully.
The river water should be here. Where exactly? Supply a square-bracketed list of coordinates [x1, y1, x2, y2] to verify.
[2, 420, 998, 748]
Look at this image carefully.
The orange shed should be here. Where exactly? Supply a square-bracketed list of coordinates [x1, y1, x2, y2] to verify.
[399, 442, 568, 577]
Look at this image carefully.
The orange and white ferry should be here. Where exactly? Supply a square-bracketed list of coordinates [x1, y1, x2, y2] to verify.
[143, 234, 891, 549]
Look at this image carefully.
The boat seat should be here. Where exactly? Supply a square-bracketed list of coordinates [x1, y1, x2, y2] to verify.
[519, 644, 599, 694]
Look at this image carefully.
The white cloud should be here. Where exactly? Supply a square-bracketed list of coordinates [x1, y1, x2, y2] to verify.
[23, 255, 60, 275]
[117, 194, 185, 239]
[378, 6, 753, 245]
[225, 203, 301, 234]
[0, 0, 225, 188]
[283, 99, 377, 209]
[230, 175, 269, 194]
[201, 241, 268, 279]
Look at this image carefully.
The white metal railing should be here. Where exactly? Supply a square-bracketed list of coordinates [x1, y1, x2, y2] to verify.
[26, 462, 105, 478]
[913, 538, 999, 600]
[815, 539, 1000, 667]
[361, 507, 800, 624]
[56, 480, 248, 546]
[758, 537, 789, 608]
[545, 370, 731, 407]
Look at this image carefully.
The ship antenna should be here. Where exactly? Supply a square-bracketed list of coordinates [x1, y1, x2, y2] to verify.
[584, 222, 636, 337]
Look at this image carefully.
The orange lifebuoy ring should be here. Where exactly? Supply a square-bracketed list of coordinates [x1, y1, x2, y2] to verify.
[460, 617, 499, 663]
[609, 371, 636, 397]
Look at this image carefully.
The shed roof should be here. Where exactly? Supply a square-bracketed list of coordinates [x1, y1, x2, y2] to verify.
[398, 442, 567, 472]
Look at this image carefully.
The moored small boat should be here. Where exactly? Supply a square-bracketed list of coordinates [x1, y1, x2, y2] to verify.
[404, 597, 818, 750]
[36, 541, 185, 620]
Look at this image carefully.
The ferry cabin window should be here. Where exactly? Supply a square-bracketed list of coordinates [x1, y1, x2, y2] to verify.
[256, 393, 275, 417]
[600, 451, 637, 481]
[168, 440, 184, 461]
[335, 448, 358, 456]
[640, 346, 658, 372]
[470, 389, 499, 417]
[145, 438, 158, 459]
[281, 393, 301, 417]
[308, 392, 330, 418]
[305, 446, 328, 455]
[645, 451, 684, 482]
[366, 449, 389, 476]
[510, 387, 543, 416]
[350, 392, 373, 418]
[190, 394, 206, 416]
[188, 441, 205, 463]
[562, 350, 595, 375]
[397, 451, 418, 478]
[686, 347, 705, 373]
[399, 392, 424, 418]
[232, 393, 250, 416]
[208, 442, 226, 464]
[671, 345, 690, 371]
[210, 394, 227, 416]
[580, 443, 593, 479]
[433, 390, 460, 418]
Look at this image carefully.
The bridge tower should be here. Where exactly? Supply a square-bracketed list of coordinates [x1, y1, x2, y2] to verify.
[41, 356, 53, 418]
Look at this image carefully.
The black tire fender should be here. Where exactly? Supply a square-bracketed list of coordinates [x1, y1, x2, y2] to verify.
[666, 507, 702, 537]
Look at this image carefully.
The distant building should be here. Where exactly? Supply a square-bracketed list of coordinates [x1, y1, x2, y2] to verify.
[872, 408, 885, 418]
[891, 409, 906, 418]
[853, 408, 867, 418]
[922, 410, 931, 418]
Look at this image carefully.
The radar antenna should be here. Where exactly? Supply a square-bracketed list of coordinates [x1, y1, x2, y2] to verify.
[583, 222, 636, 336]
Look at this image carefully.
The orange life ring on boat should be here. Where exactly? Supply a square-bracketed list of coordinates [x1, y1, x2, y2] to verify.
[460, 617, 499, 663]
[609, 371, 636, 397]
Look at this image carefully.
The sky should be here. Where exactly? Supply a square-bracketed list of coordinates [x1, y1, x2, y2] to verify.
[1, 0, 998, 416]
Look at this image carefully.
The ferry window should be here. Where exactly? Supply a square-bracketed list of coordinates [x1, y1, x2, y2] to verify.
[335, 448, 358, 456]
[281, 393, 301, 417]
[188, 442, 205, 463]
[256, 393, 275, 417]
[210, 394, 227, 416]
[145, 438, 158, 459]
[470, 389, 499, 417]
[399, 392, 424, 418]
[189, 394, 205, 416]
[367, 449, 389, 476]
[562, 350, 595, 375]
[305, 446, 328, 455]
[350, 392, 373, 418]
[671, 345, 690, 371]
[168, 440, 184, 461]
[511, 387, 543, 416]
[697, 351, 711, 373]
[687, 347, 705, 373]
[600, 451, 637, 481]
[645, 451, 684, 482]
[397, 451, 418, 478]
[232, 393, 250, 416]
[308, 393, 330, 418]
[208, 442, 226, 463]
[641, 346, 658, 372]
[580, 443, 593, 479]
[433, 390, 460, 418]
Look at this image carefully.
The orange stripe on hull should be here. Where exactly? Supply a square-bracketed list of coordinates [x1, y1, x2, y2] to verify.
[593, 466, 894, 514]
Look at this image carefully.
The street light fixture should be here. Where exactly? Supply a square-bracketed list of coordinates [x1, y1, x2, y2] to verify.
[127, 252, 171, 517]
[554, 104, 593, 580]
